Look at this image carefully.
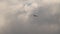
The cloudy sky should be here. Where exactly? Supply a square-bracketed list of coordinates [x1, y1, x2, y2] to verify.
[0, 0, 60, 34]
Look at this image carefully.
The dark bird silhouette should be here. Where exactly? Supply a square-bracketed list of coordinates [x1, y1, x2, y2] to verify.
[33, 14, 38, 17]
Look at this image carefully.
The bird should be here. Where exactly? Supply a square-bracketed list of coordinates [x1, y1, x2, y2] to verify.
[33, 14, 38, 17]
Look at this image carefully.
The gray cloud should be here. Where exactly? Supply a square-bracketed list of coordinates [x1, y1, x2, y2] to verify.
[0, 0, 60, 34]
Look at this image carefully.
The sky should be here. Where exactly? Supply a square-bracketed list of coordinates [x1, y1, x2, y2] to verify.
[0, 0, 60, 34]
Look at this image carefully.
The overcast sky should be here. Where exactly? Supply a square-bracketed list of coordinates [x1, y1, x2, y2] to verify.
[0, 0, 60, 34]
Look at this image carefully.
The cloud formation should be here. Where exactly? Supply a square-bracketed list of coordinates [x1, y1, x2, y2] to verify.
[0, 0, 60, 34]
